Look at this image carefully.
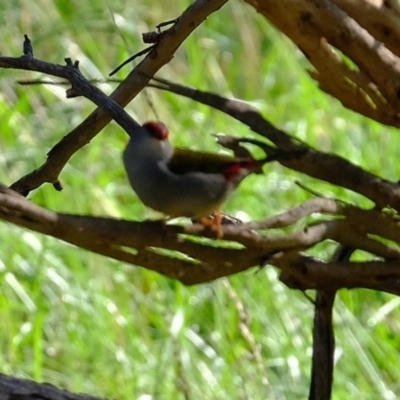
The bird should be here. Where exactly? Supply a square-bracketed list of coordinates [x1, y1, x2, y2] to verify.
[122, 121, 268, 237]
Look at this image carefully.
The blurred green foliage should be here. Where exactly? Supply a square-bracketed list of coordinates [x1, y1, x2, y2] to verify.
[0, 1, 399, 399]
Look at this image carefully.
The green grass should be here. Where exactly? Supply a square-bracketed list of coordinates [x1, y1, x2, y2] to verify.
[1, 0, 400, 399]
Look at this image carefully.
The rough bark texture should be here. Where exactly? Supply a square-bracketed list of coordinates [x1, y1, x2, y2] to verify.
[244, 0, 400, 127]
[1, 1, 400, 399]
[0, 373, 104, 400]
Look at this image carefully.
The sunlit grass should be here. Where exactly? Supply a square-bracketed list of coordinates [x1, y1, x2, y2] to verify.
[0, 0, 399, 399]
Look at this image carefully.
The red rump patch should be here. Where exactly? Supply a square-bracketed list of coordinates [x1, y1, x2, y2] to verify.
[224, 160, 259, 181]
[142, 121, 169, 140]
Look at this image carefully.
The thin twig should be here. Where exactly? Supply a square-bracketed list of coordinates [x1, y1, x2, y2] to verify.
[146, 76, 400, 212]
[0, 0, 230, 196]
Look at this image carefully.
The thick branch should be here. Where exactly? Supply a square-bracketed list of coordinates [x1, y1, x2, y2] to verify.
[1, 184, 400, 291]
[333, 0, 400, 58]
[309, 245, 354, 400]
[309, 290, 336, 400]
[0, 373, 103, 400]
[244, 0, 400, 127]
[277, 254, 400, 296]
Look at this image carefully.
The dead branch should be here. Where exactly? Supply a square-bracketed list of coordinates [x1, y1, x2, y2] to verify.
[1, 184, 400, 291]
[2, 0, 229, 196]
[309, 289, 336, 400]
[309, 245, 354, 400]
[1, 2, 400, 400]
[276, 254, 400, 296]
[244, 0, 400, 127]
[147, 76, 400, 211]
[0, 373, 103, 400]
[1, 36, 400, 293]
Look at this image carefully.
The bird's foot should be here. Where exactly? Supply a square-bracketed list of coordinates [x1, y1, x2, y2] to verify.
[198, 211, 244, 238]
[199, 213, 223, 239]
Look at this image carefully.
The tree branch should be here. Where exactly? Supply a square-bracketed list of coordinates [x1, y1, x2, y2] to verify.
[244, 0, 400, 127]
[0, 373, 104, 400]
[308, 245, 354, 400]
[1, 184, 399, 291]
[2, 0, 229, 196]
[147, 76, 400, 211]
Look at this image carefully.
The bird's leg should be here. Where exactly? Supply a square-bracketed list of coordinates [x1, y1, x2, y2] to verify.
[214, 209, 223, 238]
[199, 209, 223, 239]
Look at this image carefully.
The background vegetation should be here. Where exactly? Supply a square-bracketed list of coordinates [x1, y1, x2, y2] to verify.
[0, 0, 399, 399]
